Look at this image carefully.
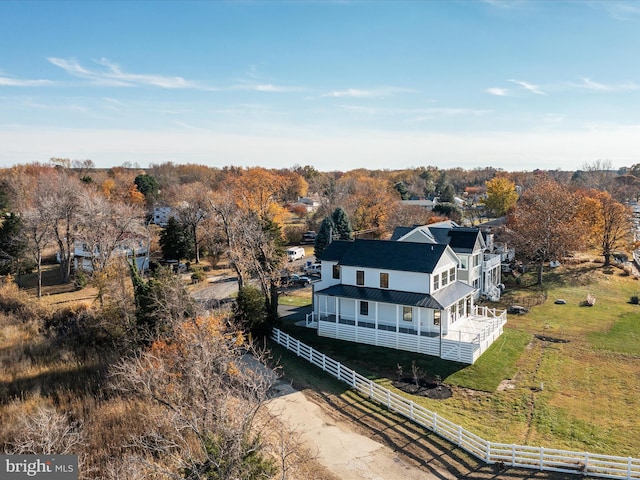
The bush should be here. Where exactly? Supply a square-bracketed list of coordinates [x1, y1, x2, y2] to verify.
[74, 270, 88, 290]
[191, 269, 207, 284]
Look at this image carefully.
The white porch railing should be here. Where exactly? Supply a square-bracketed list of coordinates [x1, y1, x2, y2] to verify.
[271, 328, 640, 480]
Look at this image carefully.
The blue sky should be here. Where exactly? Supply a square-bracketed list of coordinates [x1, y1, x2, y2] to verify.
[1, 0, 640, 172]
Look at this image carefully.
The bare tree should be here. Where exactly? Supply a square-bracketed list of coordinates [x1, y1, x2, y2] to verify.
[7, 404, 84, 456]
[110, 314, 278, 479]
[21, 209, 52, 298]
[172, 183, 209, 264]
[34, 172, 84, 283]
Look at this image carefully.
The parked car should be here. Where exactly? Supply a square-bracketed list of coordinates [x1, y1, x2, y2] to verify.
[303, 263, 322, 275]
[286, 247, 305, 262]
[281, 274, 311, 287]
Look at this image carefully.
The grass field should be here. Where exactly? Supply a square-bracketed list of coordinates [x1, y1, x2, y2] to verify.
[276, 259, 640, 457]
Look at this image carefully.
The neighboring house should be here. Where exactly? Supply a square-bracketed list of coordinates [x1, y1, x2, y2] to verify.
[73, 236, 149, 273]
[307, 239, 506, 364]
[399, 198, 437, 210]
[153, 206, 173, 227]
[391, 221, 503, 301]
[292, 196, 322, 213]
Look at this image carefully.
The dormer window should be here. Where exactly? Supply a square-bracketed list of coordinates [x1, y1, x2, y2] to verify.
[380, 272, 389, 289]
[433, 274, 440, 291]
[356, 270, 364, 286]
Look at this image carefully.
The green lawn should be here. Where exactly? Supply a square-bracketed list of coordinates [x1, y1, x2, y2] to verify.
[275, 261, 640, 457]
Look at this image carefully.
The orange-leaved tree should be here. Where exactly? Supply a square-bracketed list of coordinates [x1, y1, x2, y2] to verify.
[577, 189, 632, 267]
[506, 179, 587, 285]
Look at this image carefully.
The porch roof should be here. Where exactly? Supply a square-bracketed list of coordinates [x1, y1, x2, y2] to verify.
[432, 281, 477, 308]
[315, 284, 443, 309]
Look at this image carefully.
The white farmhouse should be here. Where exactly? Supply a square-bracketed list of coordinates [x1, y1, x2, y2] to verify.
[391, 221, 503, 301]
[307, 239, 506, 364]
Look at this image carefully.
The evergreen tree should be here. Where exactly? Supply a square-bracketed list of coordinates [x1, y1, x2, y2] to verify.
[331, 207, 353, 240]
[234, 285, 268, 337]
[0, 213, 28, 275]
[314, 217, 334, 258]
[438, 183, 456, 203]
[159, 216, 195, 260]
[133, 174, 159, 204]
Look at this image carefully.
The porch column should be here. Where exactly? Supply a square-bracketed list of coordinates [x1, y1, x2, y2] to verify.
[395, 305, 400, 349]
[354, 298, 359, 343]
[375, 302, 379, 345]
[335, 297, 339, 336]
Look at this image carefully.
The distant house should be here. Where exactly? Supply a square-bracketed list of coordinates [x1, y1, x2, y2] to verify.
[292, 196, 322, 213]
[391, 221, 503, 301]
[73, 235, 149, 273]
[152, 206, 173, 227]
[307, 239, 506, 364]
[399, 198, 437, 210]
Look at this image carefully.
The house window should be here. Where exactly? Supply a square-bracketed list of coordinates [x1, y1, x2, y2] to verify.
[449, 267, 456, 283]
[360, 301, 369, 316]
[356, 270, 364, 286]
[459, 256, 468, 270]
[451, 303, 457, 323]
[380, 272, 389, 289]
[458, 299, 465, 317]
[433, 274, 440, 290]
[332, 265, 340, 279]
[433, 310, 441, 326]
[474, 254, 480, 267]
[403, 306, 412, 322]
[441, 271, 449, 287]
[466, 297, 472, 316]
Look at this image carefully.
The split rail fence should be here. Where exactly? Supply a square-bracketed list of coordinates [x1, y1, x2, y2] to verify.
[271, 328, 640, 479]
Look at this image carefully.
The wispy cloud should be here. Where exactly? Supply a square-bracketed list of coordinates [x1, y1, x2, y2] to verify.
[0, 76, 53, 87]
[336, 104, 490, 119]
[48, 57, 204, 89]
[508, 79, 547, 95]
[230, 83, 304, 93]
[323, 87, 416, 98]
[481, 0, 526, 9]
[566, 77, 640, 92]
[595, 1, 640, 21]
[486, 87, 510, 96]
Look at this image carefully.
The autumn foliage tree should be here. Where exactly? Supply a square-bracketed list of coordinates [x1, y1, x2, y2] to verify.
[484, 176, 518, 216]
[578, 189, 632, 266]
[506, 179, 586, 285]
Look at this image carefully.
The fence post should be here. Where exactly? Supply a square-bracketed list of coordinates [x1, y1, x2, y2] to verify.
[457, 425, 462, 446]
[433, 412, 438, 433]
[369, 381, 374, 399]
[486, 440, 491, 462]
[337, 362, 341, 380]
[584, 452, 589, 476]
[352, 370, 356, 388]
[539, 447, 544, 470]
[296, 340, 300, 357]
[322, 354, 326, 372]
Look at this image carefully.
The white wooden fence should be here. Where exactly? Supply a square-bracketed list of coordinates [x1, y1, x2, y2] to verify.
[271, 328, 640, 479]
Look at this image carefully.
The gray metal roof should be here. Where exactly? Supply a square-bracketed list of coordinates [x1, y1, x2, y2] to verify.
[431, 281, 476, 308]
[315, 284, 444, 309]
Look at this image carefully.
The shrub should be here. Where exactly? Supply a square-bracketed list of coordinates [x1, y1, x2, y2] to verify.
[191, 269, 207, 283]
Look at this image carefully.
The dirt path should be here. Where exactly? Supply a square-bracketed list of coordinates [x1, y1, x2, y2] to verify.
[268, 381, 573, 480]
[267, 383, 443, 480]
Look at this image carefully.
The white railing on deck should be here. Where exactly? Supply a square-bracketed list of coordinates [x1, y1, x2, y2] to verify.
[271, 328, 640, 479]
